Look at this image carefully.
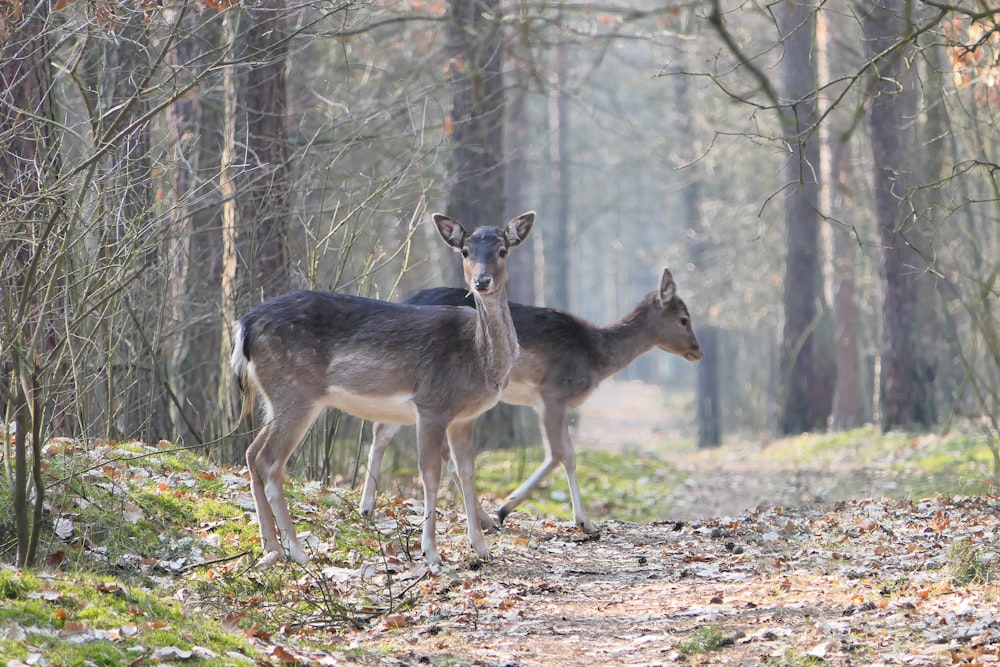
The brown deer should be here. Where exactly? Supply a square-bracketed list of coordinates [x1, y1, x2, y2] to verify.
[230, 212, 535, 569]
[360, 268, 702, 534]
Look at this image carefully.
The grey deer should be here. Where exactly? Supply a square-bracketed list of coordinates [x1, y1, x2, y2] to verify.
[230, 212, 535, 569]
[360, 267, 702, 534]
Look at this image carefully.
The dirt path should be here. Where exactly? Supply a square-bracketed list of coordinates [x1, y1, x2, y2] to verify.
[268, 381, 999, 667]
[319, 496, 999, 667]
[573, 380, 906, 520]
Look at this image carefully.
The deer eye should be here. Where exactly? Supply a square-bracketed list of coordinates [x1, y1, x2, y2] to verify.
[498, 248, 508, 258]
[680, 317, 689, 327]
[461, 248, 470, 258]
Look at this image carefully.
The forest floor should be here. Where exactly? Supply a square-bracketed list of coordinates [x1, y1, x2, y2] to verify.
[301, 381, 1000, 666]
[5, 381, 1000, 667]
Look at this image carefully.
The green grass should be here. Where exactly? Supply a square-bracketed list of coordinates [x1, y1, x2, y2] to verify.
[676, 624, 729, 655]
[0, 565, 251, 666]
[737, 426, 998, 497]
[949, 539, 998, 586]
[475, 447, 685, 524]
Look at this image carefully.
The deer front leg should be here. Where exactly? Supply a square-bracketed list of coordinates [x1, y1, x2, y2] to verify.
[446, 419, 491, 560]
[416, 417, 448, 568]
[443, 445, 496, 531]
[360, 422, 401, 520]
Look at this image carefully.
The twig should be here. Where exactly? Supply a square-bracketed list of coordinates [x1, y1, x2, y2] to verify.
[178, 550, 253, 574]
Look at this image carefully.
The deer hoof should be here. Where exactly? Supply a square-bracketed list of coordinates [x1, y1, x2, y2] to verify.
[287, 546, 309, 566]
[255, 551, 284, 571]
[497, 506, 512, 526]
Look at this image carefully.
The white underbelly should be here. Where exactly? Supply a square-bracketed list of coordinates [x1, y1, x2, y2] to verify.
[500, 380, 544, 410]
[323, 386, 418, 424]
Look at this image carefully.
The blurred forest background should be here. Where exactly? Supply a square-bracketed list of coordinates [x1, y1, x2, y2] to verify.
[3, 0, 1000, 563]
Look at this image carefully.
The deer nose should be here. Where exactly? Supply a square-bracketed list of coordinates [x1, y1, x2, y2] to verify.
[473, 275, 493, 291]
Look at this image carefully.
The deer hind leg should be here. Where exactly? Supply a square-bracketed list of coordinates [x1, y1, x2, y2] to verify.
[415, 417, 448, 568]
[246, 402, 321, 568]
[446, 418, 491, 559]
[360, 422, 401, 520]
[556, 422, 596, 534]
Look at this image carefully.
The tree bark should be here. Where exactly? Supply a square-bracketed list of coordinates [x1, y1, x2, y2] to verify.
[673, 58, 722, 448]
[863, 0, 934, 430]
[503, 53, 536, 305]
[166, 8, 225, 446]
[444, 0, 506, 281]
[445, 0, 536, 449]
[546, 27, 571, 310]
[244, 0, 292, 301]
[777, 0, 834, 434]
[818, 8, 865, 429]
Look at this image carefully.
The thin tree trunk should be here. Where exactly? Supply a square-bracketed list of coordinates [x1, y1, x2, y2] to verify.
[244, 0, 292, 301]
[696, 327, 722, 448]
[818, 8, 865, 429]
[777, 0, 833, 434]
[546, 27, 570, 310]
[504, 58, 535, 305]
[167, 8, 225, 446]
[1, 0, 57, 567]
[673, 57, 722, 448]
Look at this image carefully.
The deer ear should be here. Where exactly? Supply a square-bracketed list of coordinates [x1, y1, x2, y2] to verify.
[504, 211, 535, 247]
[658, 267, 676, 303]
[433, 214, 467, 249]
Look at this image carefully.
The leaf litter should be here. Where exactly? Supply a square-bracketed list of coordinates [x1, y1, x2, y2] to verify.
[9, 396, 1000, 666]
[337, 496, 1000, 667]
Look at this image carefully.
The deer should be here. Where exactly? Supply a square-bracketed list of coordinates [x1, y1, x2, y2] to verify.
[230, 211, 535, 569]
[360, 267, 702, 535]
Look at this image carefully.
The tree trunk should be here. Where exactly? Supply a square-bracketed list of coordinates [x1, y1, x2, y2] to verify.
[219, 9, 246, 462]
[777, 0, 833, 434]
[244, 0, 292, 301]
[504, 54, 536, 305]
[696, 327, 722, 448]
[673, 61, 722, 448]
[220, 1, 291, 462]
[444, 0, 506, 281]
[166, 8, 225, 446]
[818, 8, 865, 429]
[863, 0, 934, 430]
[546, 28, 571, 310]
[445, 0, 535, 450]
[84, 6, 162, 441]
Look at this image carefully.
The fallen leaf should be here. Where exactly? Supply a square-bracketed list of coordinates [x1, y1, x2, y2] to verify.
[382, 613, 411, 629]
[272, 645, 298, 664]
[807, 642, 829, 659]
[152, 646, 193, 660]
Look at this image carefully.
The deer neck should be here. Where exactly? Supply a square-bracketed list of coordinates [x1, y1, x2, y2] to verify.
[472, 287, 519, 392]
[593, 293, 659, 379]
